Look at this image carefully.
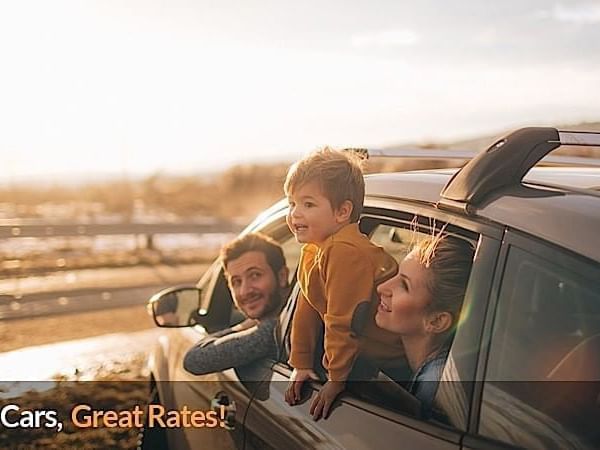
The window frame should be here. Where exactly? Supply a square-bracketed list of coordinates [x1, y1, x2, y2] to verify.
[274, 198, 502, 439]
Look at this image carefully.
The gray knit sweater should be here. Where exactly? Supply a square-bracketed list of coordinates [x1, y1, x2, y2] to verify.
[183, 317, 278, 375]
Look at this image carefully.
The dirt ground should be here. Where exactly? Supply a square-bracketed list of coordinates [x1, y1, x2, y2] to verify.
[0, 305, 155, 353]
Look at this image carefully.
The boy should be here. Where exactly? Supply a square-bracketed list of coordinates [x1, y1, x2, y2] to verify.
[283, 148, 404, 420]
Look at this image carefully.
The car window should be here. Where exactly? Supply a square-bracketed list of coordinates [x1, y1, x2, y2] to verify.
[191, 260, 238, 331]
[369, 223, 421, 262]
[479, 245, 600, 450]
[197, 261, 223, 312]
[363, 221, 478, 422]
[208, 266, 238, 331]
[281, 214, 480, 427]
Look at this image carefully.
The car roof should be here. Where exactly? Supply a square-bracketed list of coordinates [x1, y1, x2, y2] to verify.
[365, 167, 600, 263]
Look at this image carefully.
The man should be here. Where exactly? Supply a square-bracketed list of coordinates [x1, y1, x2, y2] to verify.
[183, 232, 290, 375]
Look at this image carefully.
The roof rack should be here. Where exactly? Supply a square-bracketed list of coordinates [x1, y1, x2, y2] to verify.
[345, 145, 600, 167]
[435, 127, 600, 212]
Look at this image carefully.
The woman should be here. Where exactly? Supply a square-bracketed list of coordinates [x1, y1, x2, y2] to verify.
[375, 234, 474, 416]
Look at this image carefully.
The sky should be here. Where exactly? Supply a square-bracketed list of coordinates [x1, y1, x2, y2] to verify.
[1, 0, 599, 184]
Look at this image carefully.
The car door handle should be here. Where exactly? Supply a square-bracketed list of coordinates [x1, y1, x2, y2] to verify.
[210, 392, 237, 430]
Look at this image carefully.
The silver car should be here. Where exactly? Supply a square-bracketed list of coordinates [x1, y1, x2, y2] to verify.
[144, 127, 600, 450]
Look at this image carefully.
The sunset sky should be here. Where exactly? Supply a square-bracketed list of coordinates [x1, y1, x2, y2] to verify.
[1, 0, 599, 183]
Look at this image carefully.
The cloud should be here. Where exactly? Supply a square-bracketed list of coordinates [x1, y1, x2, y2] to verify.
[351, 29, 420, 49]
[536, 3, 600, 24]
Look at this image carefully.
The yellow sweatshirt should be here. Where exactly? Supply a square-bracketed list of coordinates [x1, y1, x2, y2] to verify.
[289, 223, 405, 382]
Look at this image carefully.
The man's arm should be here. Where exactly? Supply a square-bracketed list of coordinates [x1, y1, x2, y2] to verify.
[183, 318, 276, 375]
[231, 317, 258, 332]
[194, 317, 258, 348]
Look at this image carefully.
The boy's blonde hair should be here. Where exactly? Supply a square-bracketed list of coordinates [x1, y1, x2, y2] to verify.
[284, 147, 365, 223]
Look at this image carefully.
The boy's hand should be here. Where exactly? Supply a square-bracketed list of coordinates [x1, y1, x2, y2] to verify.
[309, 380, 345, 421]
[285, 368, 319, 405]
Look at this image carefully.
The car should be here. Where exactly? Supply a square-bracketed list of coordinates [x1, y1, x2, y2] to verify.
[143, 127, 600, 450]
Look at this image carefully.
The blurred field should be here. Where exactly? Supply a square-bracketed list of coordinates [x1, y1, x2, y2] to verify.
[1, 121, 598, 297]
[0, 155, 473, 240]
[2, 123, 599, 278]
[0, 158, 458, 279]
[0, 163, 291, 223]
[3, 121, 598, 224]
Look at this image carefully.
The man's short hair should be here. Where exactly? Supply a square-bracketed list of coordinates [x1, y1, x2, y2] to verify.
[283, 147, 365, 223]
[220, 232, 286, 276]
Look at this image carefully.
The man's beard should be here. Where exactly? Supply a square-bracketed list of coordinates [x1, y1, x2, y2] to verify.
[239, 287, 285, 319]
[262, 288, 283, 318]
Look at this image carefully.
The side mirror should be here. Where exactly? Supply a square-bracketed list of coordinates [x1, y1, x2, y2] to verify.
[148, 286, 203, 328]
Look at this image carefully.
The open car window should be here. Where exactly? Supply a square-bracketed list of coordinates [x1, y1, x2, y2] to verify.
[279, 212, 481, 425]
[364, 219, 479, 423]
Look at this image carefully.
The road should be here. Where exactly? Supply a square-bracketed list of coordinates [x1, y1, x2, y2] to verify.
[0, 263, 209, 320]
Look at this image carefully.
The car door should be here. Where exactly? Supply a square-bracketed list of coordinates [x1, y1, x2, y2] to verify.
[155, 259, 251, 450]
[243, 204, 501, 450]
[158, 209, 301, 450]
[463, 230, 600, 450]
